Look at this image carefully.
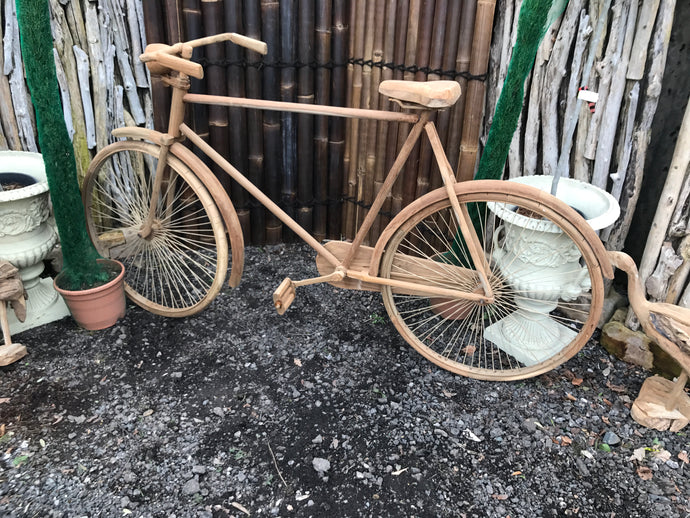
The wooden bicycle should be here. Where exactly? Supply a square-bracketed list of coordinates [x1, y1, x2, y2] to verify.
[82, 32, 616, 381]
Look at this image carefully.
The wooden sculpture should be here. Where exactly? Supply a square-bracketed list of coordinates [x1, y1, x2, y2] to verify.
[0, 261, 27, 366]
[609, 251, 690, 431]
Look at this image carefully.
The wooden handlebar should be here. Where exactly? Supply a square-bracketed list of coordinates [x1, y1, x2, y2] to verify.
[139, 32, 267, 78]
[185, 32, 268, 54]
[140, 44, 204, 79]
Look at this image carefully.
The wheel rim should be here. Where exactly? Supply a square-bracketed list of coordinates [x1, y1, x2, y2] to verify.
[380, 190, 603, 380]
[83, 142, 228, 316]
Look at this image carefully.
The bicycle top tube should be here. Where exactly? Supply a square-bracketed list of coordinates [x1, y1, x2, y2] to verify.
[183, 94, 421, 123]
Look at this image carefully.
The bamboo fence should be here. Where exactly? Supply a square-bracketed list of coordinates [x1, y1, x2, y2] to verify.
[139, 0, 496, 245]
[2, 0, 687, 314]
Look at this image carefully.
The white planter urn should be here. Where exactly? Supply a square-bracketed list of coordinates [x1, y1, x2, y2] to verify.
[485, 176, 620, 366]
[0, 151, 70, 334]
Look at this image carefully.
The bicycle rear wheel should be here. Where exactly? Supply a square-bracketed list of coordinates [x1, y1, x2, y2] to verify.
[83, 140, 229, 317]
[379, 182, 604, 380]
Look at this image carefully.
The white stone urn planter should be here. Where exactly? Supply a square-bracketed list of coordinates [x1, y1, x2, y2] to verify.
[485, 175, 620, 366]
[0, 151, 69, 333]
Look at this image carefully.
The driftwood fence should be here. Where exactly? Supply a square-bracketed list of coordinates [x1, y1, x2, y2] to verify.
[484, 0, 690, 317]
[0, 0, 153, 183]
[1, 1, 687, 314]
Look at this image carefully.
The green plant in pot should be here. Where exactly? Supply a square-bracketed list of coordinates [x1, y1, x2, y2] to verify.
[16, 0, 125, 330]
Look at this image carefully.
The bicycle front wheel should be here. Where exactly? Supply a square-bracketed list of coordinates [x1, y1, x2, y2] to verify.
[379, 183, 604, 380]
[83, 140, 229, 317]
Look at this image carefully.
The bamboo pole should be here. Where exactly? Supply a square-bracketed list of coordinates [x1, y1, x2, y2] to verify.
[297, 0, 315, 236]
[225, 0, 251, 240]
[354, 0, 378, 241]
[244, 0, 266, 244]
[343, 0, 367, 240]
[280, 0, 298, 240]
[387, 0, 409, 217]
[456, 0, 496, 182]
[202, 1, 233, 195]
[400, 0, 430, 208]
[390, 0, 420, 216]
[313, 0, 332, 242]
[371, 0, 399, 239]
[430, 0, 462, 191]
[342, 0, 356, 232]
[164, 0, 183, 43]
[328, 0, 348, 239]
[141, 0, 171, 132]
[415, 0, 447, 200]
[362, 0, 386, 243]
[447, 0, 477, 176]
[183, 0, 210, 144]
[261, 0, 283, 244]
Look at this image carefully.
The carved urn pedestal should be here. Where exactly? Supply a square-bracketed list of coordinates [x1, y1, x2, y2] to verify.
[0, 151, 70, 333]
[485, 176, 620, 366]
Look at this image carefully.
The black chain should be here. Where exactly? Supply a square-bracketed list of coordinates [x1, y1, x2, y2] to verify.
[198, 57, 487, 82]
[239, 195, 395, 219]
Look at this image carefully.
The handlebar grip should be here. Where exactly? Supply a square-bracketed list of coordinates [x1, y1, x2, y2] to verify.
[140, 47, 204, 79]
[228, 33, 268, 55]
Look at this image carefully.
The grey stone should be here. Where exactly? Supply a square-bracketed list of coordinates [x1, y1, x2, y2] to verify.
[181, 477, 200, 495]
[602, 431, 621, 446]
[312, 457, 331, 473]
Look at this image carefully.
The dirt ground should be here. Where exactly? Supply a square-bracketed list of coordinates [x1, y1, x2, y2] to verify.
[1, 244, 689, 517]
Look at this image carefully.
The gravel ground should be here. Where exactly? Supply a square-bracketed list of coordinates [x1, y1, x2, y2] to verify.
[1, 243, 689, 518]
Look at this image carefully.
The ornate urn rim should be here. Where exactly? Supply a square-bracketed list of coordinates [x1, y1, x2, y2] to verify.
[0, 151, 49, 202]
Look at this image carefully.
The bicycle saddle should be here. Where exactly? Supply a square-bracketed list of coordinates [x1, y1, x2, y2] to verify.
[379, 80, 461, 108]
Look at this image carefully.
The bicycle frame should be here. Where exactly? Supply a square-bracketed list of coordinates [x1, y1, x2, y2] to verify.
[138, 43, 494, 304]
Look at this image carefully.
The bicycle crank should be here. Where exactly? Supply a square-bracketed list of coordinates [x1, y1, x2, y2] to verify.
[273, 269, 346, 315]
[273, 278, 296, 315]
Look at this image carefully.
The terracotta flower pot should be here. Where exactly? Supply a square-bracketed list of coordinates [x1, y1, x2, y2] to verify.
[54, 259, 126, 330]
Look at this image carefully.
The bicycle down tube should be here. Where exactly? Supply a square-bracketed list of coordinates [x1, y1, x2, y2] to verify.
[178, 119, 493, 305]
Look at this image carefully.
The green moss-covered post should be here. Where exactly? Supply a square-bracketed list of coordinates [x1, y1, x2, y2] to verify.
[474, 0, 569, 181]
[16, 0, 107, 290]
[446, 0, 569, 264]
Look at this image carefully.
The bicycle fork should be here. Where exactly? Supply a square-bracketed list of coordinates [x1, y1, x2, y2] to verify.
[138, 134, 176, 240]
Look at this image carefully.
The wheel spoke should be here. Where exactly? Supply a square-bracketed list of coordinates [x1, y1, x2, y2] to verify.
[83, 142, 229, 316]
[380, 186, 602, 380]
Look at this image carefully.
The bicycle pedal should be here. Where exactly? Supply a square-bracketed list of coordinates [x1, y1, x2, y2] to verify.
[273, 278, 296, 315]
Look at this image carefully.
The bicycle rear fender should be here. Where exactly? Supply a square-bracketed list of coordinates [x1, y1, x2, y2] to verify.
[370, 180, 614, 281]
[111, 127, 245, 288]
